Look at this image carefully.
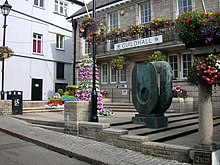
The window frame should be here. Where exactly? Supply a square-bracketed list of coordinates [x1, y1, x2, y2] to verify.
[119, 68, 126, 83]
[84, 39, 92, 56]
[56, 62, 65, 79]
[177, 0, 192, 15]
[181, 53, 192, 79]
[109, 11, 119, 30]
[33, 33, 43, 54]
[54, 0, 68, 16]
[110, 65, 117, 84]
[56, 34, 65, 50]
[168, 55, 179, 80]
[34, 0, 44, 8]
[139, 1, 151, 24]
[101, 63, 108, 84]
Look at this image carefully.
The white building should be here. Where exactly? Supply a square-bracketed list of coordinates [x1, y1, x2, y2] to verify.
[0, 0, 83, 100]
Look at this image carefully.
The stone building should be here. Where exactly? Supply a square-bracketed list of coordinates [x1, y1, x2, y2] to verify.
[67, 0, 220, 115]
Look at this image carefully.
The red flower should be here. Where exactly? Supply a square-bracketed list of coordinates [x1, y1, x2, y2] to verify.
[185, 18, 190, 23]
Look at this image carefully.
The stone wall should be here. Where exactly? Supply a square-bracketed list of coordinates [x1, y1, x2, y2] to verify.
[0, 100, 12, 115]
[23, 101, 48, 108]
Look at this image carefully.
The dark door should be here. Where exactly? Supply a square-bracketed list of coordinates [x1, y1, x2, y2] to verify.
[31, 78, 43, 100]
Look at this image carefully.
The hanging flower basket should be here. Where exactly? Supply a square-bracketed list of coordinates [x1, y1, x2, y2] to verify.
[111, 56, 127, 70]
[79, 16, 107, 44]
[175, 11, 220, 47]
[188, 54, 220, 86]
[0, 46, 13, 61]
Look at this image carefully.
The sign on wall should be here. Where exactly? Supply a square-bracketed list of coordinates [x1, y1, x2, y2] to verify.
[114, 35, 163, 50]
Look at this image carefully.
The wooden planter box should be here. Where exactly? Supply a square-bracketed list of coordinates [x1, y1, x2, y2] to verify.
[169, 97, 194, 113]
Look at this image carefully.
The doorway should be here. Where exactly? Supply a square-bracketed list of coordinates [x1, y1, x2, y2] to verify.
[31, 78, 43, 100]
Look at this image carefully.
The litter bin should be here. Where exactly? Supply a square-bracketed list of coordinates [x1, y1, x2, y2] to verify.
[7, 91, 23, 115]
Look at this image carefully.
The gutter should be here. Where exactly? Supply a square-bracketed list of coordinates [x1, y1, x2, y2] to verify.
[67, 0, 131, 20]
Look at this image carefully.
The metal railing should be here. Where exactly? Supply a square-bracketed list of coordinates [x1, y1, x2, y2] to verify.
[109, 88, 132, 103]
[96, 27, 179, 55]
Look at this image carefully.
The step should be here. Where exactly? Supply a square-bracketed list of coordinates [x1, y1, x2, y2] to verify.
[29, 124, 65, 133]
[111, 123, 145, 130]
[128, 116, 220, 136]
[23, 108, 64, 113]
[12, 116, 65, 127]
[150, 118, 220, 142]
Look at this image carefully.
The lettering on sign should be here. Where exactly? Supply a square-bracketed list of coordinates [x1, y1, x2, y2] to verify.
[114, 35, 163, 50]
[194, 151, 211, 165]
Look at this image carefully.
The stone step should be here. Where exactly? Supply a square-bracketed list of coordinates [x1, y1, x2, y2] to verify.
[104, 103, 136, 113]
[29, 124, 65, 133]
[23, 108, 64, 113]
[128, 116, 220, 136]
[12, 116, 65, 127]
[23, 106, 64, 113]
[149, 118, 220, 142]
[111, 113, 199, 131]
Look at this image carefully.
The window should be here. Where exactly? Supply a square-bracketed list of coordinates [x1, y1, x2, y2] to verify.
[101, 64, 108, 84]
[119, 69, 126, 83]
[168, 55, 178, 79]
[56, 34, 64, 49]
[34, 0, 44, 7]
[57, 62, 64, 79]
[109, 11, 118, 50]
[55, 83, 68, 93]
[140, 1, 151, 23]
[84, 41, 92, 55]
[33, 33, 43, 54]
[178, 0, 192, 14]
[110, 66, 117, 83]
[109, 11, 118, 30]
[55, 0, 68, 16]
[168, 53, 192, 80]
[182, 53, 192, 78]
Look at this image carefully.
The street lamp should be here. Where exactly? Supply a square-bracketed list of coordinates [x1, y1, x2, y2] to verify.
[91, 0, 98, 122]
[1, 0, 12, 100]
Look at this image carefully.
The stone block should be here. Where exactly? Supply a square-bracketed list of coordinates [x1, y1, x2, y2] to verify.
[78, 122, 110, 139]
[146, 115, 168, 128]
[112, 135, 148, 152]
[95, 128, 128, 144]
[142, 142, 191, 163]
[64, 101, 91, 135]
[0, 100, 12, 115]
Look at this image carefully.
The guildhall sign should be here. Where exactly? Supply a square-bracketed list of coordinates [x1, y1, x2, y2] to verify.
[114, 35, 163, 50]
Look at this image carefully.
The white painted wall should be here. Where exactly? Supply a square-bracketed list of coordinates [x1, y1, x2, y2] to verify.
[0, 0, 82, 100]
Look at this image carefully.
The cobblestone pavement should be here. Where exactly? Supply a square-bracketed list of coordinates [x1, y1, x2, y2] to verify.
[0, 116, 189, 165]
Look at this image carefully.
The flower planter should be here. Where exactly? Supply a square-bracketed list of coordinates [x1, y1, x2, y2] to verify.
[169, 97, 193, 113]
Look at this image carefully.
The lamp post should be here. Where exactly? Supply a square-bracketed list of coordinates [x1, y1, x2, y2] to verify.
[72, 18, 77, 85]
[1, 0, 12, 100]
[91, 0, 98, 122]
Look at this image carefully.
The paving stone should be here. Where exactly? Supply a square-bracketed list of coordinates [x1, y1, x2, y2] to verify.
[0, 116, 188, 165]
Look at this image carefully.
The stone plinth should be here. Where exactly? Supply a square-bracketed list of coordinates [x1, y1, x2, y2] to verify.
[169, 98, 193, 113]
[64, 101, 91, 135]
[0, 100, 12, 115]
[146, 115, 168, 128]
